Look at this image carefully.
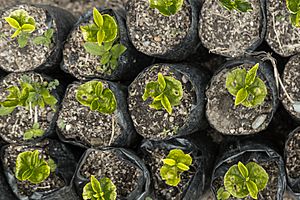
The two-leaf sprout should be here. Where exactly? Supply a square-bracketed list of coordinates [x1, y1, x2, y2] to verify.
[226, 63, 267, 107]
[217, 161, 269, 200]
[219, 0, 253, 12]
[286, 0, 300, 27]
[160, 149, 192, 186]
[142, 73, 183, 115]
[82, 175, 117, 200]
[149, 0, 184, 16]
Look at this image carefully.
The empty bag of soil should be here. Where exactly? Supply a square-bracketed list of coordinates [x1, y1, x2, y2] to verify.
[211, 139, 286, 200]
[73, 147, 150, 200]
[139, 137, 214, 200]
[199, 0, 266, 57]
[0, 4, 76, 73]
[206, 57, 278, 135]
[0, 139, 78, 200]
[126, 0, 201, 61]
[62, 7, 151, 81]
[0, 72, 62, 144]
[128, 63, 209, 140]
[56, 79, 136, 148]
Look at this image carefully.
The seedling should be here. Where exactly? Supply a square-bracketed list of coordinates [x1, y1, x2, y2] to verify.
[23, 122, 45, 140]
[226, 63, 267, 107]
[149, 0, 184, 16]
[286, 0, 300, 27]
[160, 149, 192, 186]
[219, 0, 253, 12]
[76, 80, 117, 114]
[82, 175, 117, 200]
[15, 150, 56, 184]
[217, 161, 269, 199]
[142, 73, 183, 114]
[33, 28, 54, 47]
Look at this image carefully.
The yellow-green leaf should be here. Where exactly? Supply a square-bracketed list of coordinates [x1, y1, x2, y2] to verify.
[238, 161, 249, 179]
[245, 63, 259, 86]
[93, 8, 103, 27]
[5, 17, 20, 29]
[161, 95, 172, 114]
[246, 180, 258, 199]
[163, 158, 176, 166]
[21, 24, 35, 32]
[235, 88, 248, 106]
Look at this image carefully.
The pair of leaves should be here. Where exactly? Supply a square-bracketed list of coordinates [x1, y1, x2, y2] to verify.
[286, 0, 300, 27]
[222, 161, 269, 199]
[33, 28, 54, 47]
[142, 73, 183, 114]
[159, 149, 192, 186]
[225, 63, 267, 107]
[76, 81, 117, 114]
[23, 123, 45, 140]
[219, 0, 253, 12]
[149, 0, 184, 16]
[82, 175, 116, 200]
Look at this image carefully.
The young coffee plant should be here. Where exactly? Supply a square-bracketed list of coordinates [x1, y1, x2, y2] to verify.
[142, 73, 183, 114]
[82, 175, 117, 200]
[33, 28, 54, 47]
[23, 122, 45, 140]
[15, 150, 57, 184]
[76, 80, 117, 114]
[149, 0, 184, 16]
[286, 0, 300, 27]
[217, 161, 269, 199]
[226, 63, 267, 107]
[160, 149, 192, 186]
[219, 0, 253, 12]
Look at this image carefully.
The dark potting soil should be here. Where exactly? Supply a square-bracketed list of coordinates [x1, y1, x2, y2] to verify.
[128, 64, 196, 140]
[282, 55, 300, 120]
[266, 0, 300, 57]
[199, 0, 262, 57]
[79, 149, 142, 198]
[126, 0, 191, 56]
[57, 82, 121, 147]
[206, 63, 273, 135]
[285, 130, 300, 179]
[142, 148, 196, 200]
[2, 141, 65, 197]
[0, 73, 58, 143]
[0, 4, 57, 72]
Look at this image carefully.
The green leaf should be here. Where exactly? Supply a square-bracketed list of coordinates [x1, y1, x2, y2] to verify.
[0, 106, 16, 116]
[33, 36, 47, 45]
[97, 29, 105, 45]
[103, 41, 114, 51]
[83, 42, 107, 56]
[4, 17, 20, 29]
[102, 14, 118, 42]
[157, 73, 166, 91]
[219, 0, 235, 10]
[235, 88, 248, 106]
[177, 163, 189, 171]
[226, 68, 247, 96]
[80, 24, 99, 43]
[93, 8, 103, 27]
[217, 187, 231, 200]
[21, 24, 35, 32]
[95, 82, 103, 97]
[97, 88, 117, 114]
[23, 123, 45, 140]
[91, 175, 102, 195]
[82, 176, 116, 200]
[161, 95, 172, 114]
[286, 0, 300, 13]
[163, 158, 176, 166]
[149, 0, 184, 16]
[234, 0, 253, 12]
[11, 29, 21, 38]
[82, 183, 94, 200]
[76, 81, 98, 106]
[163, 75, 183, 106]
[100, 51, 111, 65]
[245, 63, 259, 86]
[246, 180, 258, 199]
[90, 99, 100, 111]
[242, 78, 267, 107]
[142, 82, 160, 101]
[45, 28, 54, 39]
[48, 158, 57, 173]
[237, 161, 249, 179]
[246, 162, 269, 191]
[110, 44, 126, 58]
[18, 32, 29, 48]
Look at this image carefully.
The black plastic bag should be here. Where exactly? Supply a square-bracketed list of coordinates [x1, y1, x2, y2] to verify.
[0, 139, 78, 200]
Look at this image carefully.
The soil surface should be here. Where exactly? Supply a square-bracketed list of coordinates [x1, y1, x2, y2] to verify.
[206, 63, 273, 135]
[128, 64, 196, 140]
[199, 0, 261, 57]
[126, 0, 191, 56]
[57, 82, 121, 147]
[285, 130, 300, 179]
[0, 4, 56, 72]
[266, 0, 300, 57]
[79, 149, 142, 199]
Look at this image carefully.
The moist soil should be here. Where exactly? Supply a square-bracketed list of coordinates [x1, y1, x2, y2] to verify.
[142, 148, 197, 200]
[2, 141, 65, 197]
[266, 0, 300, 57]
[206, 63, 273, 135]
[0, 73, 58, 143]
[79, 149, 142, 199]
[57, 82, 121, 148]
[282, 55, 300, 120]
[128, 64, 196, 140]
[0, 4, 56, 72]
[199, 0, 261, 57]
[126, 0, 191, 56]
[285, 130, 300, 180]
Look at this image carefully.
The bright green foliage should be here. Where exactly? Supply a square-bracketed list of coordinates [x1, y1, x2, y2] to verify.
[48, 158, 57, 173]
[4, 9, 36, 48]
[220, 161, 269, 199]
[286, 0, 300, 27]
[225, 63, 267, 107]
[82, 175, 117, 200]
[15, 150, 51, 184]
[76, 81, 117, 114]
[149, 0, 184, 16]
[142, 73, 183, 114]
[159, 149, 192, 186]
[219, 0, 253, 12]
[23, 122, 45, 140]
[33, 28, 54, 47]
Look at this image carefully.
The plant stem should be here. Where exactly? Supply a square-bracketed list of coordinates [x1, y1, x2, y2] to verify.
[34, 106, 38, 124]
[29, 102, 33, 120]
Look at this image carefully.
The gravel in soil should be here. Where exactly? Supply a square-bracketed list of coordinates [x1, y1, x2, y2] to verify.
[199, 0, 261, 57]
[0, 73, 57, 143]
[206, 63, 273, 135]
[126, 0, 191, 56]
[2, 141, 65, 197]
[0, 4, 56, 72]
[79, 149, 142, 199]
[266, 0, 300, 57]
[128, 65, 196, 140]
[57, 82, 121, 147]
[285, 131, 300, 179]
[282, 55, 300, 120]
